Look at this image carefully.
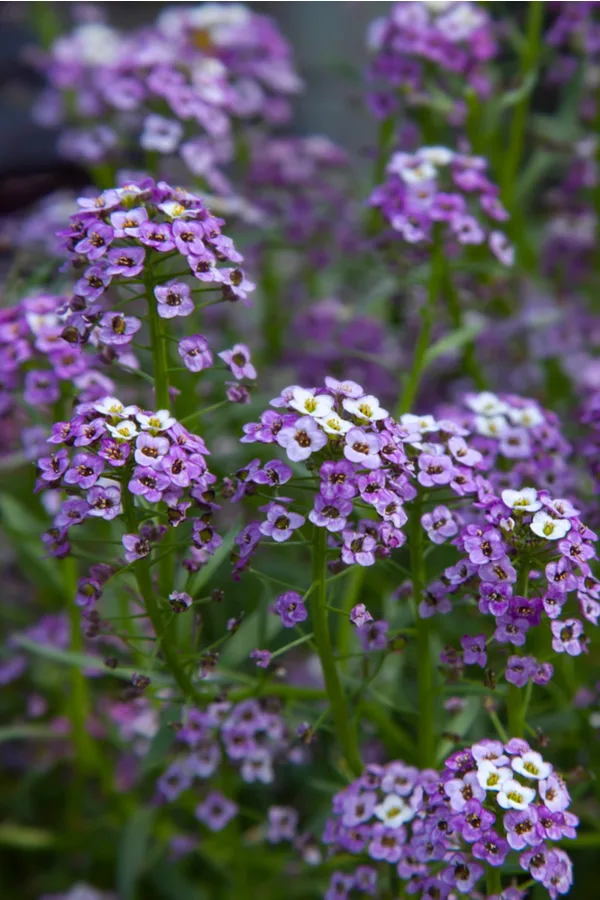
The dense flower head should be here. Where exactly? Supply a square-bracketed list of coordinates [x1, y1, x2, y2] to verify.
[0, 292, 117, 435]
[371, 146, 513, 263]
[439, 391, 574, 496]
[36, 395, 218, 592]
[233, 376, 489, 576]
[34, 4, 301, 184]
[60, 177, 254, 326]
[366, 2, 497, 123]
[324, 740, 577, 898]
[156, 697, 303, 804]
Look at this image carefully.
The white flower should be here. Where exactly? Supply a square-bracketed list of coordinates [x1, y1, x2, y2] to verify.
[93, 396, 138, 418]
[497, 778, 537, 810]
[136, 410, 176, 432]
[417, 146, 454, 166]
[501, 488, 542, 512]
[475, 415, 508, 437]
[106, 421, 139, 441]
[373, 793, 415, 828]
[511, 751, 553, 781]
[507, 405, 544, 428]
[476, 760, 511, 792]
[158, 201, 197, 219]
[400, 414, 438, 434]
[530, 512, 571, 541]
[387, 153, 437, 184]
[317, 413, 352, 435]
[500, 517, 515, 533]
[324, 377, 364, 399]
[289, 387, 335, 418]
[542, 497, 580, 518]
[343, 395, 388, 422]
[466, 392, 509, 417]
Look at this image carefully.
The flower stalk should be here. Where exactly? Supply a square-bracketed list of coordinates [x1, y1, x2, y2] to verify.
[409, 493, 436, 768]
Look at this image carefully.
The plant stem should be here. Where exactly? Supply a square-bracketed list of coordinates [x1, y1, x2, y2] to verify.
[144, 265, 170, 410]
[397, 231, 444, 415]
[442, 263, 486, 389]
[310, 527, 362, 776]
[409, 493, 436, 768]
[121, 489, 200, 703]
[64, 556, 95, 775]
[486, 864, 502, 896]
[502, 0, 544, 212]
[507, 563, 530, 738]
[337, 566, 366, 672]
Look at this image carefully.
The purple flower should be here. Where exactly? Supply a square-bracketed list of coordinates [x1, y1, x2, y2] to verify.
[139, 220, 176, 252]
[250, 649, 271, 668]
[344, 427, 381, 469]
[463, 527, 505, 565]
[274, 591, 308, 628]
[122, 533, 151, 563]
[461, 634, 487, 667]
[54, 498, 89, 529]
[195, 792, 237, 831]
[155, 281, 194, 318]
[505, 655, 535, 687]
[169, 591, 192, 613]
[417, 453, 455, 487]
[341, 530, 377, 566]
[308, 494, 352, 532]
[350, 603, 373, 627]
[105, 246, 145, 277]
[277, 415, 327, 462]
[98, 312, 141, 346]
[73, 418, 106, 447]
[267, 806, 298, 843]
[129, 466, 170, 502]
[325, 872, 354, 900]
[173, 219, 207, 256]
[161, 446, 202, 487]
[74, 223, 114, 259]
[471, 830, 510, 867]
[38, 448, 69, 482]
[251, 460, 293, 487]
[494, 615, 529, 647]
[99, 439, 131, 467]
[110, 207, 148, 238]
[504, 807, 541, 850]
[259, 503, 305, 543]
[478, 581, 511, 616]
[75, 265, 112, 300]
[64, 452, 104, 489]
[441, 852, 484, 890]
[421, 505, 457, 544]
[357, 620, 389, 651]
[178, 334, 213, 372]
[320, 460, 357, 500]
[157, 761, 193, 801]
[452, 799, 495, 842]
[218, 344, 257, 380]
[550, 618, 585, 656]
[24, 370, 59, 405]
[445, 772, 486, 811]
[87, 484, 121, 520]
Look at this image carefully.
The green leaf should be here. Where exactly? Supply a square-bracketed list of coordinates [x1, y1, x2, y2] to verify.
[149, 861, 208, 900]
[498, 70, 537, 109]
[0, 823, 57, 849]
[0, 724, 65, 744]
[117, 808, 155, 900]
[0, 494, 62, 593]
[138, 725, 175, 777]
[423, 321, 484, 368]
[13, 636, 172, 686]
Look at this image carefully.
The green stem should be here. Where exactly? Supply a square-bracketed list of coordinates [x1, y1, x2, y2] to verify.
[501, 1, 544, 212]
[310, 527, 362, 775]
[485, 864, 502, 896]
[144, 265, 170, 410]
[121, 490, 200, 703]
[443, 263, 486, 389]
[64, 557, 95, 774]
[397, 231, 444, 415]
[507, 564, 530, 738]
[338, 566, 366, 672]
[409, 494, 435, 768]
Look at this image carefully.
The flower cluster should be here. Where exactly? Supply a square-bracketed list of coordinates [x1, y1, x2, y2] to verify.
[36, 395, 218, 576]
[370, 146, 513, 264]
[433, 482, 598, 681]
[0, 292, 118, 431]
[60, 178, 254, 321]
[156, 697, 302, 808]
[366, 2, 497, 121]
[232, 377, 490, 576]
[324, 740, 577, 899]
[35, 4, 301, 185]
[440, 391, 574, 496]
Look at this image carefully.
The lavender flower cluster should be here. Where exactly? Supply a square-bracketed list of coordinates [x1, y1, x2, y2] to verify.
[325, 740, 577, 900]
